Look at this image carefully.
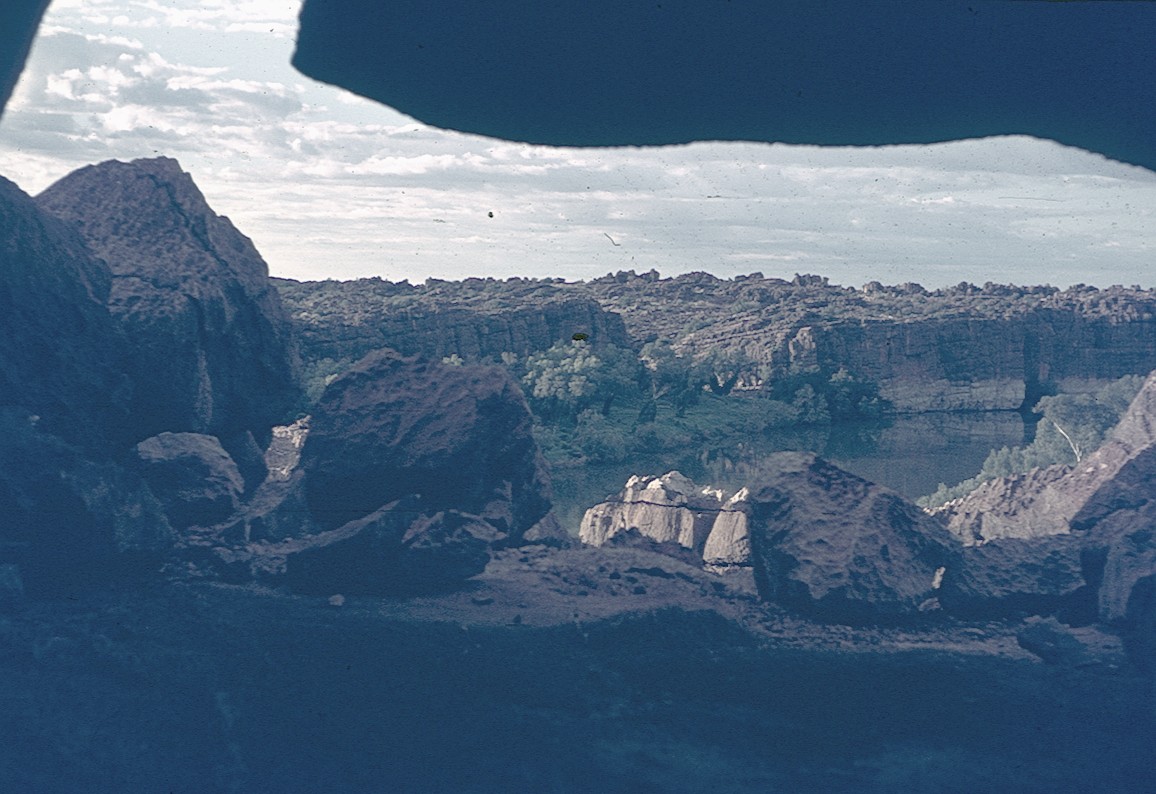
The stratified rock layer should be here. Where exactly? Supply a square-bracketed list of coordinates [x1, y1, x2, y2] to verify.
[275, 276, 629, 366]
[702, 489, 753, 571]
[580, 472, 720, 553]
[579, 472, 751, 570]
[36, 157, 300, 441]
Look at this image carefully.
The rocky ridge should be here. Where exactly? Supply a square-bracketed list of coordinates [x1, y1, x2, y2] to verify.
[275, 275, 629, 368]
[280, 270, 1156, 413]
[3, 157, 561, 601]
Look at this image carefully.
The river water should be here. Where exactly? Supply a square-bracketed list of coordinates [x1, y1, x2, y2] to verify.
[551, 411, 1028, 533]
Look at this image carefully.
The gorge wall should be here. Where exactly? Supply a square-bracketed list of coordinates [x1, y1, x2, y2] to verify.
[283, 273, 1156, 413]
[275, 276, 629, 367]
[697, 310, 1156, 412]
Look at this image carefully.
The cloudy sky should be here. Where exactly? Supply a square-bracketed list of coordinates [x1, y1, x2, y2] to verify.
[1, 0, 1154, 288]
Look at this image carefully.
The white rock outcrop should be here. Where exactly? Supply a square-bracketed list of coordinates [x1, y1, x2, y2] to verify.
[702, 488, 751, 572]
[579, 472, 751, 571]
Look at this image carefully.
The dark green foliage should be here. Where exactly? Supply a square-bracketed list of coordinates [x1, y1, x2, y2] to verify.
[919, 374, 1146, 507]
[768, 366, 888, 422]
[520, 340, 638, 422]
[300, 355, 358, 405]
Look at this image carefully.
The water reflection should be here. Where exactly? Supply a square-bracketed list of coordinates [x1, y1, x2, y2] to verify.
[551, 411, 1027, 533]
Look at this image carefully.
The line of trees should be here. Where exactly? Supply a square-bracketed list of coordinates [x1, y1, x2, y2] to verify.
[918, 374, 1146, 507]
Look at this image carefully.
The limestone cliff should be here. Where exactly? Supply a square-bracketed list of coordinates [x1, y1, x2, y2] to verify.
[284, 271, 1156, 413]
[275, 276, 629, 366]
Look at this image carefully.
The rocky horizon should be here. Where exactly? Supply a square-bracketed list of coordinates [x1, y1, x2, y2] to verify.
[2, 153, 1154, 790]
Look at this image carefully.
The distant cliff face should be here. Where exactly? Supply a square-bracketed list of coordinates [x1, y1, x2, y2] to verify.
[275, 276, 630, 366]
[37, 158, 300, 440]
[709, 316, 1031, 412]
[584, 273, 1156, 412]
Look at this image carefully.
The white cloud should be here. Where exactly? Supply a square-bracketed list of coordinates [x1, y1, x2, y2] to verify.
[1, 2, 1154, 288]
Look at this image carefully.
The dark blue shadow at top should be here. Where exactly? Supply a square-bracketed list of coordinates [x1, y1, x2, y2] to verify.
[294, 0, 1156, 171]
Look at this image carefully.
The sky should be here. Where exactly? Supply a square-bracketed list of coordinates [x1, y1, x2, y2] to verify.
[1, 0, 1154, 288]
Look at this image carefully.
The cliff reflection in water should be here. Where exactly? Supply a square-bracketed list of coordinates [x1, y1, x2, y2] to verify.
[552, 410, 1027, 534]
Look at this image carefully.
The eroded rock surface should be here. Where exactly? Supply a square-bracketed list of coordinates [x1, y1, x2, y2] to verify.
[579, 472, 721, 553]
[937, 372, 1156, 545]
[36, 157, 300, 442]
[0, 176, 130, 448]
[580, 472, 752, 572]
[301, 349, 551, 539]
[702, 489, 753, 572]
[134, 433, 245, 531]
[745, 452, 959, 623]
[939, 534, 1093, 622]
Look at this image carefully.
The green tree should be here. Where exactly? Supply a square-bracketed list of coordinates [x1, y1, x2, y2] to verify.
[919, 374, 1145, 507]
[521, 340, 639, 422]
[639, 340, 699, 417]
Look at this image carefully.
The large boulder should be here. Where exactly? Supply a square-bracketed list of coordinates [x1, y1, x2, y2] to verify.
[301, 349, 552, 539]
[0, 409, 173, 597]
[134, 433, 245, 531]
[0, 176, 130, 449]
[1081, 505, 1156, 673]
[937, 534, 1094, 622]
[35, 157, 300, 443]
[745, 452, 959, 623]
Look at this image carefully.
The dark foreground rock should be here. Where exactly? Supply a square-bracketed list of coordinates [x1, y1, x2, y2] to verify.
[0, 410, 172, 597]
[302, 349, 552, 539]
[0, 176, 130, 449]
[2, 567, 1153, 793]
[172, 353, 557, 596]
[134, 433, 245, 531]
[932, 373, 1156, 669]
[36, 157, 300, 442]
[940, 534, 1094, 622]
[267, 500, 501, 596]
[745, 452, 959, 623]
